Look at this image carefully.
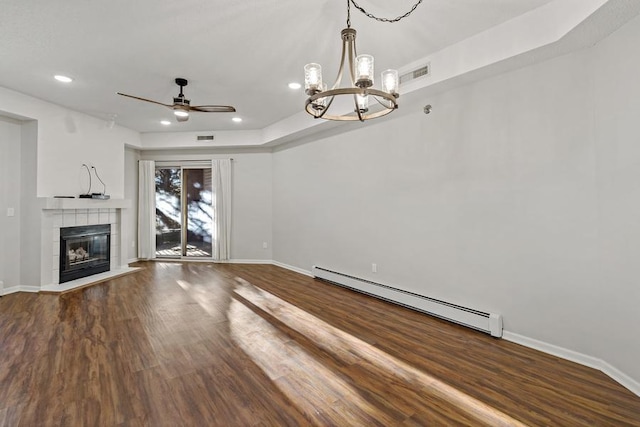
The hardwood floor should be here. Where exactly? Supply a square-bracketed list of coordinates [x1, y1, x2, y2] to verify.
[1, 262, 639, 426]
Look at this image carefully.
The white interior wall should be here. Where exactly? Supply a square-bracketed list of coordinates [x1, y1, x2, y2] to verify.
[0, 117, 22, 291]
[272, 15, 640, 386]
[138, 149, 273, 262]
[0, 86, 140, 199]
[590, 14, 640, 385]
[20, 121, 40, 289]
[230, 152, 273, 261]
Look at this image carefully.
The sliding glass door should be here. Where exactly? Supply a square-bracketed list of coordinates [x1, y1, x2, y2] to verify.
[155, 163, 213, 258]
[184, 167, 213, 256]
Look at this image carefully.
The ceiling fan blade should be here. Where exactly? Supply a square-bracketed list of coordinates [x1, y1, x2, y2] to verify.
[189, 105, 236, 113]
[117, 92, 172, 108]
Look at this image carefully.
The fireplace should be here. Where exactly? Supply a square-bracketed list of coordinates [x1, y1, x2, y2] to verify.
[59, 224, 111, 283]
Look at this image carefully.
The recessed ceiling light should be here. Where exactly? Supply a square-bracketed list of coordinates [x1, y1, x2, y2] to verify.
[160, 120, 171, 126]
[54, 75, 73, 83]
[232, 117, 242, 123]
[288, 82, 302, 90]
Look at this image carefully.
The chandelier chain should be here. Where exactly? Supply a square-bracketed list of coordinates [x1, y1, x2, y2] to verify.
[349, 0, 424, 23]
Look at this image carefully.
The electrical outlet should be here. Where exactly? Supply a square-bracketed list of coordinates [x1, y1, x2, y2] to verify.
[263, 242, 268, 249]
[6, 208, 15, 217]
[372, 263, 377, 273]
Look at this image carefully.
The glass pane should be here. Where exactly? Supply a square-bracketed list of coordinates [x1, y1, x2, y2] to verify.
[155, 168, 182, 258]
[184, 168, 213, 257]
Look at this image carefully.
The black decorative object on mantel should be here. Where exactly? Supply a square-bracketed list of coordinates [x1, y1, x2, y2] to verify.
[91, 166, 110, 200]
[80, 164, 93, 198]
[79, 164, 110, 199]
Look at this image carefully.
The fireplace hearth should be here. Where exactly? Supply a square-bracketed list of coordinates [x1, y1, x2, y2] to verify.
[59, 224, 111, 283]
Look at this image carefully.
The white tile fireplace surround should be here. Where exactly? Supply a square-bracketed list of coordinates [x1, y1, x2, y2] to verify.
[39, 198, 138, 293]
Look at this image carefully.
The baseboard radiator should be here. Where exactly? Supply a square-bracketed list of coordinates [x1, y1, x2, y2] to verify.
[312, 266, 503, 338]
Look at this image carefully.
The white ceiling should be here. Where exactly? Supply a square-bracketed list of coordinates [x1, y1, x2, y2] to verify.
[0, 0, 557, 133]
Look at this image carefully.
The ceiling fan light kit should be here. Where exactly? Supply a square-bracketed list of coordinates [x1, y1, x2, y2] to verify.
[304, 0, 422, 122]
[117, 77, 236, 123]
[172, 78, 191, 120]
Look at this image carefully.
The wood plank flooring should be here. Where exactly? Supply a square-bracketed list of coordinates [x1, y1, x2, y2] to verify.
[1, 261, 639, 426]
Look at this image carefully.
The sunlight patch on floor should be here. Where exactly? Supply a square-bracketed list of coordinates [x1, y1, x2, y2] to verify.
[228, 297, 383, 424]
[176, 279, 219, 317]
[231, 277, 527, 427]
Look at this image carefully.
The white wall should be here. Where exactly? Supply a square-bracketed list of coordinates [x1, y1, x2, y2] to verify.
[20, 121, 40, 288]
[0, 117, 22, 291]
[0, 86, 140, 198]
[590, 13, 640, 386]
[229, 152, 273, 261]
[272, 15, 640, 386]
[139, 149, 273, 261]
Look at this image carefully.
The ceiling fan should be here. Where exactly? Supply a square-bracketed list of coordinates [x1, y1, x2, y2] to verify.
[117, 78, 236, 122]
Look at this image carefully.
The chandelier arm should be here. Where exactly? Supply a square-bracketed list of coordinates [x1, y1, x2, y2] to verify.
[319, 107, 396, 121]
[322, 95, 337, 118]
[317, 95, 336, 119]
[353, 93, 364, 122]
[349, 0, 423, 23]
[372, 93, 395, 110]
[332, 36, 348, 90]
[305, 94, 337, 119]
[347, 33, 357, 86]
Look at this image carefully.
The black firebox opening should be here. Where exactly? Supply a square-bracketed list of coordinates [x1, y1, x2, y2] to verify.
[59, 224, 111, 284]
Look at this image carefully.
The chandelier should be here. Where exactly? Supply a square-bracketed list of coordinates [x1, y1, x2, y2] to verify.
[304, 0, 423, 122]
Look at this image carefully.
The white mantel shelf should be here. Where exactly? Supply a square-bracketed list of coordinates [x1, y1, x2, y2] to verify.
[38, 197, 131, 210]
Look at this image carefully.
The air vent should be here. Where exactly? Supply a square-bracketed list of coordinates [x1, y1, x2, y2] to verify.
[399, 63, 430, 85]
[196, 135, 215, 141]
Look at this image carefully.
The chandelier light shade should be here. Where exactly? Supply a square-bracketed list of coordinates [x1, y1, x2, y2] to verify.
[355, 54, 374, 86]
[304, 63, 323, 93]
[381, 69, 399, 96]
[303, 1, 404, 122]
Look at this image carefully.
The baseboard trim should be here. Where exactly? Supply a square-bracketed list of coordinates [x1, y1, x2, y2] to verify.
[271, 261, 313, 277]
[503, 331, 640, 397]
[1, 285, 40, 295]
[135, 258, 273, 265]
[599, 361, 640, 398]
[227, 259, 272, 264]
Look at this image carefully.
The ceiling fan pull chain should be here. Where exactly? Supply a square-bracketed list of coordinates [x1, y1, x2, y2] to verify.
[349, 0, 424, 23]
